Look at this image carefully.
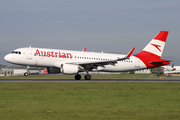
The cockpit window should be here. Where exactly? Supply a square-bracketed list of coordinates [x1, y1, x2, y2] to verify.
[11, 51, 21, 54]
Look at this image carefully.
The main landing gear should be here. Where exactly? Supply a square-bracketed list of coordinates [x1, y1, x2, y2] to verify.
[75, 74, 91, 80]
[75, 74, 81, 80]
[84, 74, 91, 80]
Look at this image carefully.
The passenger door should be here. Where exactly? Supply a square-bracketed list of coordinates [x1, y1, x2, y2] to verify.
[27, 49, 32, 59]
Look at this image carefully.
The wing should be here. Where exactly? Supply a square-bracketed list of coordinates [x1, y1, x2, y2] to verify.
[66, 47, 135, 69]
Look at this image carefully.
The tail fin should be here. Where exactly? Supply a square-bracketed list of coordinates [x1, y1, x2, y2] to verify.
[135, 31, 169, 59]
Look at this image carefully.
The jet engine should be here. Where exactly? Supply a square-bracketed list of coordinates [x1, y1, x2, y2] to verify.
[61, 64, 79, 74]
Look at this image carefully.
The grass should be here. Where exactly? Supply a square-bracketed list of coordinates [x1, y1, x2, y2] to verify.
[0, 82, 180, 120]
[0, 73, 168, 80]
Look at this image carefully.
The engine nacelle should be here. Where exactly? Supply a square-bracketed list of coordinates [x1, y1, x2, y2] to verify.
[61, 64, 79, 74]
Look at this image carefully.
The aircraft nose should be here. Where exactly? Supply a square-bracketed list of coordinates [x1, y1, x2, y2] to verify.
[4, 54, 11, 62]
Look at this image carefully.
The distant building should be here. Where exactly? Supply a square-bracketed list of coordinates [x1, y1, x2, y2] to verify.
[0, 68, 44, 76]
[0, 68, 14, 76]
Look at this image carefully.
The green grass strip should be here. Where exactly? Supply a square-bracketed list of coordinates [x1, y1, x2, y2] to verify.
[0, 82, 180, 120]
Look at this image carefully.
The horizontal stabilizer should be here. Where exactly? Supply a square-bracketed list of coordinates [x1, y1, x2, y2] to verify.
[149, 60, 172, 64]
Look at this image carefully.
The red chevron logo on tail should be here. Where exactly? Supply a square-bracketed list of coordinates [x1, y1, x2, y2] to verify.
[150, 43, 161, 52]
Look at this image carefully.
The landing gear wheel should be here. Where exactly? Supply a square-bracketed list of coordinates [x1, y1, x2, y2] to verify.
[75, 74, 81, 80]
[84, 75, 91, 80]
[24, 72, 28, 76]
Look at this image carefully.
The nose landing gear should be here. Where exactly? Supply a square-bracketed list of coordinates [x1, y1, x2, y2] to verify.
[24, 72, 29, 76]
[24, 66, 29, 76]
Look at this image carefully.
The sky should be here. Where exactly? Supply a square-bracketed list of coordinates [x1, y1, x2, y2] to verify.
[0, 0, 180, 65]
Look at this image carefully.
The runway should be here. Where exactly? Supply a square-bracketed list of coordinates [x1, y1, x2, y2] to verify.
[1, 79, 180, 82]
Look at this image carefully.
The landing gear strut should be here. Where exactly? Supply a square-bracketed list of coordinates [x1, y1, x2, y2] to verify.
[75, 74, 81, 80]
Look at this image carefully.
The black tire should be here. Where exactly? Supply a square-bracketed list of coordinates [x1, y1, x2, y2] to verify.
[75, 74, 81, 80]
[24, 72, 28, 76]
[84, 75, 91, 80]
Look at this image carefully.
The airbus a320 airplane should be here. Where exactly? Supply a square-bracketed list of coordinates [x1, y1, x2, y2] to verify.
[4, 31, 170, 80]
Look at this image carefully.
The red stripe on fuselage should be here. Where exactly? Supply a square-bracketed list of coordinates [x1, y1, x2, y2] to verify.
[134, 51, 169, 68]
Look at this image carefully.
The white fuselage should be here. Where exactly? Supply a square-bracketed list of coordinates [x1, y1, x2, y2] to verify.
[4, 47, 147, 72]
[3, 31, 170, 80]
